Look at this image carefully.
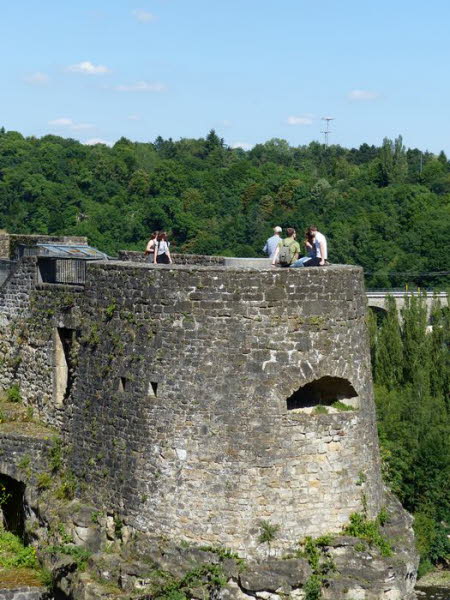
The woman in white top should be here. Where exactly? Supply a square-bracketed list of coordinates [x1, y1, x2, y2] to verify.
[154, 232, 173, 264]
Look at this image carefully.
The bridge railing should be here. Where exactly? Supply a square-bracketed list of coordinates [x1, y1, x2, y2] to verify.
[366, 289, 447, 296]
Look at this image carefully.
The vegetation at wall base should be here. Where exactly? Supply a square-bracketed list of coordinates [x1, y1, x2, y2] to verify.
[370, 295, 450, 573]
[0, 128, 449, 289]
[0, 528, 49, 587]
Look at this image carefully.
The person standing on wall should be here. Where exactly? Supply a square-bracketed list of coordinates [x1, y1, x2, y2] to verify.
[263, 226, 283, 260]
[144, 231, 159, 263]
[154, 232, 173, 264]
[271, 228, 300, 267]
[291, 225, 328, 267]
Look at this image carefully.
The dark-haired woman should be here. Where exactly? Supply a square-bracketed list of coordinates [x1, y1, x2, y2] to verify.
[291, 227, 315, 267]
[144, 231, 159, 263]
[154, 232, 172, 264]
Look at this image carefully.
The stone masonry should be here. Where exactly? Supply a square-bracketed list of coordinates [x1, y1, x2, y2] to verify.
[0, 255, 385, 558]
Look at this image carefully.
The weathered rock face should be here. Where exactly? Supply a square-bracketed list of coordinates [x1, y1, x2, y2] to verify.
[0, 588, 47, 600]
[1, 258, 382, 556]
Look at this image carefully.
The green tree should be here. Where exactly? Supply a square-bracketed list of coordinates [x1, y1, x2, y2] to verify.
[374, 296, 403, 388]
[378, 136, 408, 186]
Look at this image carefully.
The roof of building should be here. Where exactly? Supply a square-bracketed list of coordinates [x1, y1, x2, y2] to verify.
[22, 243, 108, 260]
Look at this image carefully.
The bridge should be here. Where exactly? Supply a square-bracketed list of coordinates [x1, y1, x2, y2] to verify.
[366, 290, 448, 316]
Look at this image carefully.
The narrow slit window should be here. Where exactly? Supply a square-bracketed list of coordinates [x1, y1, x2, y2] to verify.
[148, 382, 158, 397]
[118, 377, 128, 392]
[54, 327, 77, 406]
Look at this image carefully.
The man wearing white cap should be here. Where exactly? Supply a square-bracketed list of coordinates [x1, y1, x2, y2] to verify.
[263, 226, 282, 260]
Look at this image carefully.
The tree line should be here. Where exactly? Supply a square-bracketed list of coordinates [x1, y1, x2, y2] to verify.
[0, 128, 449, 288]
[369, 297, 450, 574]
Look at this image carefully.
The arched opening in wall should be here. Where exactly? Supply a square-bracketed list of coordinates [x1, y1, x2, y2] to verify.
[368, 306, 388, 327]
[53, 327, 78, 406]
[286, 377, 359, 414]
[0, 474, 26, 538]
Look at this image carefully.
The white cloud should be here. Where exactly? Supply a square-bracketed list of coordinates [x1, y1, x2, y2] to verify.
[48, 118, 94, 131]
[348, 89, 379, 101]
[132, 9, 156, 22]
[287, 115, 314, 125]
[84, 138, 112, 146]
[71, 123, 94, 130]
[25, 72, 49, 85]
[67, 61, 110, 75]
[127, 114, 141, 121]
[232, 142, 253, 151]
[49, 118, 73, 126]
[115, 81, 167, 92]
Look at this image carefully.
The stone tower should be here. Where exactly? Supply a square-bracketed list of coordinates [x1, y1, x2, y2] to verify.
[0, 255, 383, 556]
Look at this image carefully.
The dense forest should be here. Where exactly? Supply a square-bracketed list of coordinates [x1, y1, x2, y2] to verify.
[369, 297, 450, 574]
[0, 128, 449, 288]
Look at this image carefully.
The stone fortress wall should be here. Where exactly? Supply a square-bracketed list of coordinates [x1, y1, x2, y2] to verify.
[0, 239, 384, 557]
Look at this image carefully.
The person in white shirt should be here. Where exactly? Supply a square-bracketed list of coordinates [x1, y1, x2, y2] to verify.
[312, 227, 327, 265]
[153, 232, 173, 264]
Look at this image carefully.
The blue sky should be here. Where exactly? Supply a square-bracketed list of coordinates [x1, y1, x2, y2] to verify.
[2, 0, 449, 153]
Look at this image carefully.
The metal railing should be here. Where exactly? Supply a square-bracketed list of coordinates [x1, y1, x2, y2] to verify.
[0, 259, 14, 287]
[38, 258, 86, 285]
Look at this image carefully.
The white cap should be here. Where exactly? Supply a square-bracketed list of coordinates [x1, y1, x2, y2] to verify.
[274, 226, 282, 233]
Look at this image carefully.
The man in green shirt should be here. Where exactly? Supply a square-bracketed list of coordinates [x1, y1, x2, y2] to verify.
[271, 228, 300, 267]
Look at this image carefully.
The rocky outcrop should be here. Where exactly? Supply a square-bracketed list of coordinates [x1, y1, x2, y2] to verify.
[0, 588, 47, 600]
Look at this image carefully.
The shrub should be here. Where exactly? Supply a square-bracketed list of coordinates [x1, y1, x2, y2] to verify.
[257, 520, 280, 556]
[54, 472, 77, 501]
[304, 574, 322, 600]
[343, 512, 392, 557]
[36, 472, 52, 490]
[113, 516, 123, 539]
[18, 454, 31, 470]
[105, 303, 117, 320]
[48, 437, 62, 472]
[6, 384, 21, 403]
[0, 531, 38, 569]
[46, 544, 91, 571]
[149, 564, 226, 600]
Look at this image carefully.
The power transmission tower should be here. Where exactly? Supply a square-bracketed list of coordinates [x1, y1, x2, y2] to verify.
[321, 117, 334, 146]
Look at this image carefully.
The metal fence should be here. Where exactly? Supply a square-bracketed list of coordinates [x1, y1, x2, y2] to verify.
[0, 259, 14, 287]
[38, 258, 86, 285]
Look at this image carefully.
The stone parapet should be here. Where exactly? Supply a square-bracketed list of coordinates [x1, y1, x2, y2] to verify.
[118, 249, 226, 265]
